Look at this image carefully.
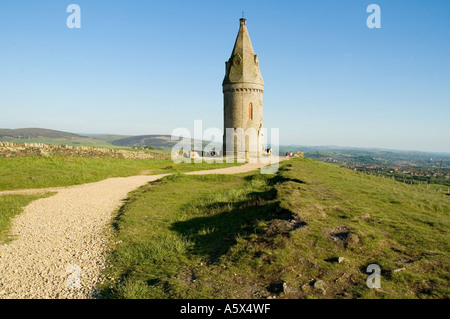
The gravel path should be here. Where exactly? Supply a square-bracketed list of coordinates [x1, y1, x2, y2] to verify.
[0, 159, 283, 299]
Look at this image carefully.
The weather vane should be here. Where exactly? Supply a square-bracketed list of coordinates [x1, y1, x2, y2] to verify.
[242, 11, 245, 18]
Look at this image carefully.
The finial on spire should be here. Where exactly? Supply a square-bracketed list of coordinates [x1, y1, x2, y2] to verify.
[240, 11, 247, 25]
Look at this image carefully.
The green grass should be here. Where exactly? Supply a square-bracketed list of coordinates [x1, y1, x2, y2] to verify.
[275, 158, 450, 298]
[0, 156, 242, 191]
[0, 193, 53, 243]
[98, 172, 276, 299]
[98, 158, 450, 299]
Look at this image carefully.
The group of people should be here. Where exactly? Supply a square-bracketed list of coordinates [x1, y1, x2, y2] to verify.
[286, 151, 294, 157]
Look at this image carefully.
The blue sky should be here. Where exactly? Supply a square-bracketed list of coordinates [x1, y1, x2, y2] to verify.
[0, 0, 449, 152]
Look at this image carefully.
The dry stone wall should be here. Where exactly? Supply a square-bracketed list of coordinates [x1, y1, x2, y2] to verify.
[0, 142, 169, 160]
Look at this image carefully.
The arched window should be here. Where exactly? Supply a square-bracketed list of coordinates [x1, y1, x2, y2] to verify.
[249, 102, 253, 120]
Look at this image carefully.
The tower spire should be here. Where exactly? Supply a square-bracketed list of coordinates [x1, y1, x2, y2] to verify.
[223, 18, 263, 86]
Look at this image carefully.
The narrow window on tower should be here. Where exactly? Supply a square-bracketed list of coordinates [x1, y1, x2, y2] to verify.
[249, 102, 253, 120]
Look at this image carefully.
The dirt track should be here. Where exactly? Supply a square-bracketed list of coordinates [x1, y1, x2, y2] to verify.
[0, 159, 284, 299]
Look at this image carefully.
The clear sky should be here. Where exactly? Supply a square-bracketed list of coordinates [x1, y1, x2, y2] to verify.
[0, 0, 449, 152]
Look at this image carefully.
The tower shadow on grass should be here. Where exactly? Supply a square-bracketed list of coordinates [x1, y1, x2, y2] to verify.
[170, 190, 280, 264]
[171, 172, 305, 263]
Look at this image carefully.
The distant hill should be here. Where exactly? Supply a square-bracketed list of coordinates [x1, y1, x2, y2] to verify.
[0, 128, 82, 139]
[0, 129, 215, 150]
[0, 128, 116, 147]
[111, 135, 215, 150]
[81, 134, 133, 144]
[111, 135, 175, 148]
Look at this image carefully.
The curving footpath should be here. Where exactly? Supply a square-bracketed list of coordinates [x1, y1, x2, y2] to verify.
[0, 159, 283, 299]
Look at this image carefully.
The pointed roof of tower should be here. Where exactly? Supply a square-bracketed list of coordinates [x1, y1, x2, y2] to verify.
[223, 18, 264, 86]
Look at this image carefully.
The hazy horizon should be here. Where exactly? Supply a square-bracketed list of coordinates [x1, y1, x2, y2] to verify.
[1, 126, 449, 156]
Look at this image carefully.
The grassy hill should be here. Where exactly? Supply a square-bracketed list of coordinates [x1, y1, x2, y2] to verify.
[0, 128, 82, 139]
[0, 128, 115, 147]
[98, 158, 449, 299]
[111, 135, 178, 148]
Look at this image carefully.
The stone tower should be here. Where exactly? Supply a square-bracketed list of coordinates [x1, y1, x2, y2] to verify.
[223, 18, 264, 159]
